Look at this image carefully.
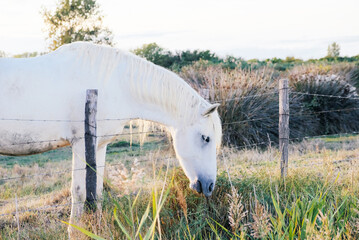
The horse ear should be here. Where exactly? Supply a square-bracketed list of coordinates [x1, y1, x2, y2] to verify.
[202, 103, 220, 117]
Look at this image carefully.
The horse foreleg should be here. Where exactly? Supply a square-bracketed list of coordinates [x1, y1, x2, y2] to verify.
[69, 140, 87, 237]
[96, 144, 107, 203]
[68, 142, 107, 238]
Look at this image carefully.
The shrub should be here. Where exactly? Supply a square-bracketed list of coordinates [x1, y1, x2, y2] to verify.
[180, 63, 359, 147]
[289, 65, 359, 135]
[181, 64, 312, 147]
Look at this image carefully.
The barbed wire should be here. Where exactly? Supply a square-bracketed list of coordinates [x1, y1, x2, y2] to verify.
[3, 97, 358, 133]
[1, 90, 358, 124]
[1, 195, 47, 206]
[0, 156, 175, 208]
[1, 139, 71, 147]
[2, 130, 359, 182]
[289, 131, 359, 142]
[0, 118, 84, 123]
[0, 202, 84, 217]
[3, 155, 357, 217]
[223, 106, 359, 126]
[291, 91, 359, 100]
[0, 153, 173, 183]
[0, 157, 177, 215]
[232, 140, 276, 150]
[1, 105, 359, 190]
[3, 88, 359, 221]
[0, 167, 87, 182]
[0, 130, 167, 147]
[291, 107, 359, 117]
[222, 114, 278, 125]
[95, 130, 165, 139]
[0, 117, 136, 123]
[212, 91, 278, 103]
[291, 158, 359, 168]
[1, 133, 359, 218]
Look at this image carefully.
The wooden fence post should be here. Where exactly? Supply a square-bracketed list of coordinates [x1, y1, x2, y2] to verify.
[279, 79, 289, 178]
[85, 89, 98, 211]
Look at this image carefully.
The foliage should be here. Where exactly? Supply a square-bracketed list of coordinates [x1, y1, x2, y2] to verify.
[86, 162, 359, 239]
[132, 43, 359, 74]
[42, 0, 113, 50]
[347, 66, 359, 91]
[178, 61, 359, 147]
[327, 42, 341, 58]
[132, 43, 176, 69]
[180, 64, 315, 147]
[175, 49, 220, 71]
[289, 64, 359, 135]
[132, 43, 220, 71]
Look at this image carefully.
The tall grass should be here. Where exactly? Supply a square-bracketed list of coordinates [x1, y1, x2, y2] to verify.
[2, 136, 359, 239]
[181, 62, 359, 147]
[66, 142, 359, 239]
[289, 64, 359, 135]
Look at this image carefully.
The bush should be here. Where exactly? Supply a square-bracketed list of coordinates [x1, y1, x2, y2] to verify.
[180, 62, 359, 147]
[132, 43, 220, 71]
[181, 64, 313, 147]
[289, 65, 359, 135]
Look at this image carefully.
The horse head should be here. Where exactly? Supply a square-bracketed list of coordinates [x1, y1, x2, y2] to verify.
[171, 103, 221, 197]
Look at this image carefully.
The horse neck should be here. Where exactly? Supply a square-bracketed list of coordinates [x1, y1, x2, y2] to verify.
[132, 105, 179, 129]
[124, 63, 203, 129]
[128, 92, 197, 130]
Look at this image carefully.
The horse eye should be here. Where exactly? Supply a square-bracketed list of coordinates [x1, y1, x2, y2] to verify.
[202, 135, 210, 143]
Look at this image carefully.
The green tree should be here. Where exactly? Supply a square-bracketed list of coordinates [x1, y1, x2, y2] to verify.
[42, 0, 113, 50]
[327, 42, 340, 58]
[132, 43, 220, 70]
[132, 43, 176, 69]
[178, 50, 219, 66]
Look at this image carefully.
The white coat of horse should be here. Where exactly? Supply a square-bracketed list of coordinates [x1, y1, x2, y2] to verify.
[0, 42, 222, 229]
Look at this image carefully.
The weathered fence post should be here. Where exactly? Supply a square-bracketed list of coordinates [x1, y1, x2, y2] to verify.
[85, 89, 98, 211]
[279, 79, 289, 178]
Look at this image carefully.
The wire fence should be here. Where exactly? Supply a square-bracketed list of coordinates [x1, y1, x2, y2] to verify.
[0, 202, 84, 218]
[2, 90, 359, 218]
[0, 156, 176, 217]
[291, 91, 359, 100]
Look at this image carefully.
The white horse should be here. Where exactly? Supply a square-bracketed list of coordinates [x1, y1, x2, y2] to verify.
[0, 42, 222, 228]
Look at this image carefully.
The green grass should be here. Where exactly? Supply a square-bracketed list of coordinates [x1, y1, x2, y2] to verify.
[317, 134, 359, 142]
[0, 147, 72, 168]
[1, 135, 359, 239]
[0, 135, 168, 168]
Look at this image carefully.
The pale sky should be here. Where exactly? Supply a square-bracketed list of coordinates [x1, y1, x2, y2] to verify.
[0, 0, 359, 59]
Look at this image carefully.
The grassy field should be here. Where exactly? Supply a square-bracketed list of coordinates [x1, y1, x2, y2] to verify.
[0, 133, 359, 239]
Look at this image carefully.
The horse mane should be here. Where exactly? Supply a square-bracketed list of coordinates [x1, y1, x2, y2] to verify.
[55, 42, 222, 148]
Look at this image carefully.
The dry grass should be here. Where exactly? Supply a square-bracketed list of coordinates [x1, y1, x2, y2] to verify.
[1, 134, 359, 239]
[179, 63, 359, 147]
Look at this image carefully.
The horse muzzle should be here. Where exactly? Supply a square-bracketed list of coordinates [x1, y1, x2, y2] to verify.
[190, 178, 215, 197]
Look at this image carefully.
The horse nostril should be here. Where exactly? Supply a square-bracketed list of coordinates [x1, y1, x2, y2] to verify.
[197, 180, 203, 193]
[208, 183, 214, 192]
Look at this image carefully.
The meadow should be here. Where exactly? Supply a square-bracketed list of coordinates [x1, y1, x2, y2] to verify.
[1, 60, 359, 239]
[0, 131, 358, 239]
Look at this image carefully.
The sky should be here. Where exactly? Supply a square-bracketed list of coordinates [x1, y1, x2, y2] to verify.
[0, 0, 359, 60]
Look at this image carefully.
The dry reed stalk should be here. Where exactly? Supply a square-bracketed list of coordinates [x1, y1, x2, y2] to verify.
[227, 186, 246, 234]
[174, 181, 188, 221]
[249, 198, 272, 239]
